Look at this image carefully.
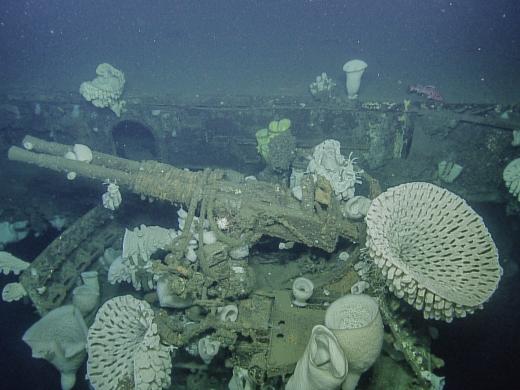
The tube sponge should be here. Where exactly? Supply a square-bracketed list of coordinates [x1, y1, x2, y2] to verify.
[324, 294, 383, 390]
[285, 325, 347, 390]
[72, 271, 100, 316]
[23, 305, 88, 390]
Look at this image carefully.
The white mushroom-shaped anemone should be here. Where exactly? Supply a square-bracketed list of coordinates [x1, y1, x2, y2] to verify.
[292, 277, 314, 307]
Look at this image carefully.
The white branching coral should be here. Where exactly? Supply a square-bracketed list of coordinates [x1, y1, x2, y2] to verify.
[79, 63, 126, 117]
[102, 182, 122, 210]
[1, 252, 30, 303]
[86, 295, 173, 390]
[108, 225, 177, 290]
[365, 182, 502, 322]
[306, 139, 362, 200]
[216, 216, 230, 231]
[309, 72, 336, 101]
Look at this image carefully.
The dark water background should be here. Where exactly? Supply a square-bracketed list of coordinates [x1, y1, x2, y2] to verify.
[1, 1, 520, 389]
[1, 0, 520, 101]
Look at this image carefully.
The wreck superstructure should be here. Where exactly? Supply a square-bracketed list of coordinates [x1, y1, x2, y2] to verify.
[1, 93, 518, 389]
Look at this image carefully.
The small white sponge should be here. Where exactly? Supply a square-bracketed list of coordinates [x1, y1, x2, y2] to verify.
[0, 251, 29, 275]
[2, 282, 27, 302]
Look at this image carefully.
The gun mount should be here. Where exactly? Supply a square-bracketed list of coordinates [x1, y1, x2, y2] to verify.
[8, 135, 371, 253]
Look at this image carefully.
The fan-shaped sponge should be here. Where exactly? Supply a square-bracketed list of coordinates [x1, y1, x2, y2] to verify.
[86, 295, 172, 390]
[365, 182, 501, 322]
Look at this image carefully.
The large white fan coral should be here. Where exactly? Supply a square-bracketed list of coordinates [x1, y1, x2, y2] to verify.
[86, 295, 173, 390]
[365, 182, 502, 322]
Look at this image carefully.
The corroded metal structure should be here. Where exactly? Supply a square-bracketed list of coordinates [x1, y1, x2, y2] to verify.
[18, 206, 121, 315]
[2, 93, 517, 389]
[9, 136, 366, 252]
[2, 92, 518, 203]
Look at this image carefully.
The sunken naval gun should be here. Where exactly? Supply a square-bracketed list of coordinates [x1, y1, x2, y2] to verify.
[5, 135, 502, 389]
[9, 135, 367, 252]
